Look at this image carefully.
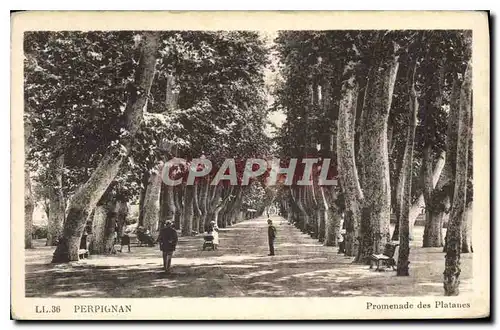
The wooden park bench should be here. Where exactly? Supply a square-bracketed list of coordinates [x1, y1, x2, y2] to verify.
[369, 242, 399, 271]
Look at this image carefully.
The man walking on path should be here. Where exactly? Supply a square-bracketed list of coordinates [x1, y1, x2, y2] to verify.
[158, 221, 178, 272]
[268, 218, 277, 256]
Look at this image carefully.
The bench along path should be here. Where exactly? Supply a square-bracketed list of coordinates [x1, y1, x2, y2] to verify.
[25, 215, 472, 298]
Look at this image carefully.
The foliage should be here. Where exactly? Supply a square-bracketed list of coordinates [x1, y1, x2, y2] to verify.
[25, 31, 140, 199]
[273, 30, 472, 210]
[32, 224, 48, 239]
[25, 31, 271, 206]
[242, 182, 267, 211]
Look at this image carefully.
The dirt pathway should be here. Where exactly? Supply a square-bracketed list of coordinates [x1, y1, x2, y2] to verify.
[25, 215, 472, 297]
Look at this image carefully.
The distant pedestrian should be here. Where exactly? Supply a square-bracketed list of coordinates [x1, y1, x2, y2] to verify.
[158, 221, 178, 272]
[120, 231, 131, 253]
[267, 218, 277, 256]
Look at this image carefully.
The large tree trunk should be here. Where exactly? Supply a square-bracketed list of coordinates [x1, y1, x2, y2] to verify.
[397, 60, 418, 276]
[224, 187, 243, 227]
[422, 146, 444, 247]
[320, 74, 341, 247]
[444, 63, 471, 296]
[409, 152, 446, 236]
[24, 118, 34, 249]
[461, 202, 473, 253]
[205, 185, 219, 231]
[161, 183, 176, 226]
[290, 187, 308, 233]
[231, 191, 243, 225]
[46, 153, 65, 246]
[298, 188, 310, 233]
[24, 166, 34, 249]
[89, 198, 117, 255]
[137, 171, 150, 226]
[324, 208, 341, 247]
[115, 200, 129, 237]
[173, 185, 185, 231]
[287, 190, 299, 226]
[142, 163, 163, 239]
[443, 76, 462, 252]
[89, 205, 108, 254]
[192, 183, 202, 233]
[357, 40, 399, 261]
[392, 149, 406, 241]
[182, 184, 194, 236]
[199, 179, 209, 232]
[323, 187, 340, 246]
[307, 184, 319, 239]
[52, 32, 159, 263]
[213, 187, 234, 228]
[317, 191, 327, 243]
[337, 74, 363, 257]
[421, 55, 447, 248]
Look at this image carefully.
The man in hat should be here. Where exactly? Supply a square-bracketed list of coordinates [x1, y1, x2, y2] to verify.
[267, 218, 277, 256]
[158, 221, 178, 272]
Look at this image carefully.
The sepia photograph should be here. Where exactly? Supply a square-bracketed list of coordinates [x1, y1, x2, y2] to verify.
[11, 11, 489, 320]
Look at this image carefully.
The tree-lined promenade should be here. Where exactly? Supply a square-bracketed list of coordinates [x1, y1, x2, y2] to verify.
[25, 30, 473, 297]
[25, 216, 472, 298]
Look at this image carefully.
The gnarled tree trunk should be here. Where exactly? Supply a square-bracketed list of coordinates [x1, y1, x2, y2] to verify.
[199, 179, 209, 232]
[357, 40, 399, 261]
[397, 60, 418, 276]
[444, 63, 471, 296]
[297, 187, 310, 233]
[337, 73, 363, 258]
[90, 205, 108, 254]
[24, 118, 34, 249]
[409, 152, 446, 237]
[161, 183, 176, 227]
[90, 198, 117, 255]
[173, 185, 184, 231]
[442, 76, 462, 252]
[24, 166, 34, 249]
[51, 32, 159, 263]
[422, 55, 447, 248]
[142, 163, 163, 239]
[182, 184, 194, 236]
[46, 153, 65, 246]
[391, 146, 405, 241]
[422, 146, 444, 247]
[213, 187, 234, 228]
[137, 171, 149, 226]
[461, 202, 473, 253]
[192, 183, 202, 233]
[322, 187, 340, 246]
[115, 200, 129, 237]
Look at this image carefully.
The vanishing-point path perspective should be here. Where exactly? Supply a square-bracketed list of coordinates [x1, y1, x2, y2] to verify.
[23, 30, 474, 299]
[25, 215, 471, 298]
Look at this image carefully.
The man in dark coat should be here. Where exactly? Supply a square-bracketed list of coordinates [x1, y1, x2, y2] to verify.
[267, 218, 277, 256]
[158, 221, 178, 272]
